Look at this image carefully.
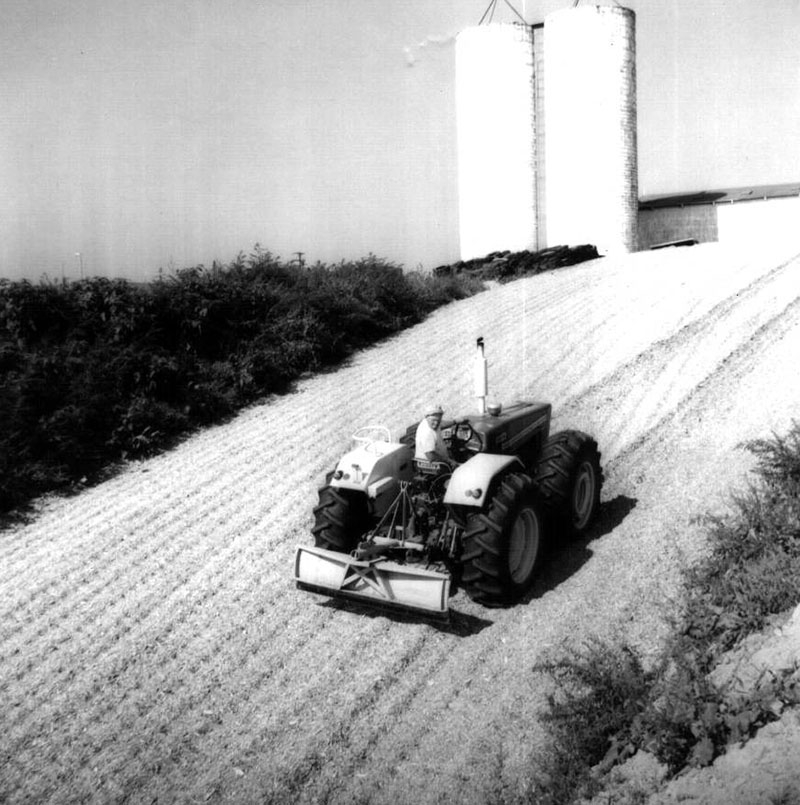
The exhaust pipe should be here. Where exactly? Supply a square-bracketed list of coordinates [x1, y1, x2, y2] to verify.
[474, 337, 487, 414]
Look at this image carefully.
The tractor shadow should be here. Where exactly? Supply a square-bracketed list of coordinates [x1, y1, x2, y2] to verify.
[317, 598, 494, 636]
[314, 495, 637, 633]
[525, 494, 638, 601]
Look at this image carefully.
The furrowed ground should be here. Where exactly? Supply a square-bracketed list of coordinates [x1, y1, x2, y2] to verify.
[2, 242, 800, 804]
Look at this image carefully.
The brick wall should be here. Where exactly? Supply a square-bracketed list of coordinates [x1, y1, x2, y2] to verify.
[638, 206, 718, 249]
[638, 196, 800, 250]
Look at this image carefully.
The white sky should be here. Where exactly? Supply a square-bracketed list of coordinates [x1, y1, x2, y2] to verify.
[1, 0, 799, 280]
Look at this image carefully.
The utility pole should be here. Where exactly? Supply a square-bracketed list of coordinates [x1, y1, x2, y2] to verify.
[75, 252, 84, 279]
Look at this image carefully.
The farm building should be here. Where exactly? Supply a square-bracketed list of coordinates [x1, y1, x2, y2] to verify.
[456, 5, 798, 259]
[456, 6, 638, 260]
[638, 183, 800, 250]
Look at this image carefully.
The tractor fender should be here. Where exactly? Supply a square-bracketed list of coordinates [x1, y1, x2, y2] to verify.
[444, 453, 524, 509]
[330, 442, 414, 495]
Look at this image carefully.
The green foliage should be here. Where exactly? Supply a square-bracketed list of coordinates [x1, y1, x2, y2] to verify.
[0, 250, 483, 512]
[532, 642, 655, 804]
[747, 427, 800, 487]
[531, 422, 800, 803]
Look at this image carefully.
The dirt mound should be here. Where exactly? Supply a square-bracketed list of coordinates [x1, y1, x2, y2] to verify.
[2, 242, 800, 804]
[433, 244, 600, 281]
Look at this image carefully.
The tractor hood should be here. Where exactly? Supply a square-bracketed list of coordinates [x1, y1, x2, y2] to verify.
[460, 400, 551, 454]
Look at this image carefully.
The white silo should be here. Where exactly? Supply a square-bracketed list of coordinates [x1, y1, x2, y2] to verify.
[544, 6, 638, 254]
[455, 23, 537, 260]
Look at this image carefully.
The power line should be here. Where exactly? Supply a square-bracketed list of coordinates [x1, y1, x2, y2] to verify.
[478, 0, 527, 25]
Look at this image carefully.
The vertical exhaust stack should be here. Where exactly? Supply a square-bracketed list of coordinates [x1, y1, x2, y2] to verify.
[474, 337, 488, 415]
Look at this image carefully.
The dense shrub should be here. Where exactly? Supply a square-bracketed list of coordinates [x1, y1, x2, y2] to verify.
[531, 422, 800, 802]
[533, 643, 656, 804]
[0, 250, 483, 512]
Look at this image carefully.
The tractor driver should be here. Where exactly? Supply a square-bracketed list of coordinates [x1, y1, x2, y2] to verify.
[414, 404, 451, 465]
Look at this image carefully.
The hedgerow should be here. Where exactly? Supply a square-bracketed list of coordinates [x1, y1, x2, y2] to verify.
[0, 248, 483, 512]
[530, 422, 800, 804]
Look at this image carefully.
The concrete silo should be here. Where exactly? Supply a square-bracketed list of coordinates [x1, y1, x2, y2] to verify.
[544, 6, 638, 254]
[455, 24, 537, 260]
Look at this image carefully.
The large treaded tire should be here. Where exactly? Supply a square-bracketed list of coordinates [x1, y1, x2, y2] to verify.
[311, 483, 368, 553]
[534, 430, 602, 537]
[460, 472, 546, 607]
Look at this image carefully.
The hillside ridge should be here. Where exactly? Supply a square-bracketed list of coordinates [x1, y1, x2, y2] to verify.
[2, 241, 800, 804]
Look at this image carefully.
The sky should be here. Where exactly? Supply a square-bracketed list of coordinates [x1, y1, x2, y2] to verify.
[2, 0, 799, 281]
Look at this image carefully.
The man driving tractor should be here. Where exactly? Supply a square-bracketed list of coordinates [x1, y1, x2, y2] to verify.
[297, 338, 603, 616]
[414, 404, 451, 464]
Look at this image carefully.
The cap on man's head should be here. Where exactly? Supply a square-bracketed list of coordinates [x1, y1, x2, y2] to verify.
[425, 404, 444, 416]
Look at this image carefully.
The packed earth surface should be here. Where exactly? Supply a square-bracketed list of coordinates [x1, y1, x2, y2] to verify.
[3, 242, 800, 804]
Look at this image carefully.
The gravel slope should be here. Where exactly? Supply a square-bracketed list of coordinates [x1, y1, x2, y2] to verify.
[2, 242, 800, 804]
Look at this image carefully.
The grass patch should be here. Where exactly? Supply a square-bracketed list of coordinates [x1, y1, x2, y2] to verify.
[530, 422, 800, 804]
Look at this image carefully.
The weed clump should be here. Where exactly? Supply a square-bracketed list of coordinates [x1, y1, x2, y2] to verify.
[531, 422, 800, 803]
[532, 643, 656, 804]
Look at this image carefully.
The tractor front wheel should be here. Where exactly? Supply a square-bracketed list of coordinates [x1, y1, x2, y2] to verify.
[312, 483, 368, 553]
[535, 430, 602, 538]
[460, 472, 545, 607]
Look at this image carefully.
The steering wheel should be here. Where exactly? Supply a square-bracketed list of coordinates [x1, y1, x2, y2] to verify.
[446, 419, 483, 461]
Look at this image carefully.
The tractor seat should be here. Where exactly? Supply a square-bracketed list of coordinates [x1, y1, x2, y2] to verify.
[413, 458, 451, 476]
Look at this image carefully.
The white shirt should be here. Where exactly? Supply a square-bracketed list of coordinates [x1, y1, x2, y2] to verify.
[415, 418, 447, 461]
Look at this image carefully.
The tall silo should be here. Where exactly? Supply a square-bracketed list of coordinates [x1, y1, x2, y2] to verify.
[544, 6, 638, 254]
[532, 23, 547, 250]
[455, 23, 537, 261]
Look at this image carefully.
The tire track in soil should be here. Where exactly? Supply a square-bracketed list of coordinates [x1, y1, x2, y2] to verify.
[2, 243, 800, 805]
[1, 436, 318, 667]
[333, 296, 800, 805]
[4, 519, 305, 745]
[266, 245, 800, 801]
[0, 405, 299, 593]
[3, 428, 424, 804]
[242, 630, 437, 804]
[556, 251, 800, 456]
[100, 619, 432, 804]
[606, 288, 800, 488]
[1, 499, 260, 707]
[289, 630, 527, 805]
[4, 602, 382, 803]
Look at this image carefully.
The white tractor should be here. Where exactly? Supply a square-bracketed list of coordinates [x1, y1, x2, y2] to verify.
[294, 338, 602, 618]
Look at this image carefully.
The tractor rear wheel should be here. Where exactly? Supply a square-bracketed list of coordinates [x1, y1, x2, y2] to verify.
[312, 483, 368, 553]
[535, 430, 602, 537]
[460, 472, 545, 606]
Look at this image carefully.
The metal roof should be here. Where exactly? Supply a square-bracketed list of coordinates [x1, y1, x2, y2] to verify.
[639, 182, 800, 210]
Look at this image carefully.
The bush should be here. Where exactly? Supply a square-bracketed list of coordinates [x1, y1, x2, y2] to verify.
[533, 642, 655, 804]
[531, 422, 800, 802]
[0, 252, 483, 513]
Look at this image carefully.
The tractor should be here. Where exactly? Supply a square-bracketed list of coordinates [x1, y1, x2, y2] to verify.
[294, 338, 602, 618]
